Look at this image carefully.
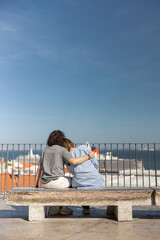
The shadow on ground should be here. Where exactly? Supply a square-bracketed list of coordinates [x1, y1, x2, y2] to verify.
[1, 204, 160, 221]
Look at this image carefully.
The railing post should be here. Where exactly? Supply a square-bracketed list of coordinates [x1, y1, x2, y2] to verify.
[35, 144, 37, 182]
[123, 143, 125, 187]
[12, 144, 14, 188]
[117, 144, 119, 187]
[111, 143, 113, 187]
[23, 144, 25, 187]
[147, 143, 150, 188]
[4, 144, 9, 197]
[129, 143, 131, 187]
[104, 144, 107, 187]
[98, 144, 100, 173]
[0, 144, 3, 195]
[29, 144, 31, 187]
[154, 144, 157, 187]
[18, 144, 20, 187]
[135, 143, 138, 187]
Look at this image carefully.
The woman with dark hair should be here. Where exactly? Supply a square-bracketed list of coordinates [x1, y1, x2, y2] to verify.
[47, 130, 66, 147]
[34, 130, 95, 215]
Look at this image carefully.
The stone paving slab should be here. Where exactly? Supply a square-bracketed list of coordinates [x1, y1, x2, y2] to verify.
[1, 200, 160, 240]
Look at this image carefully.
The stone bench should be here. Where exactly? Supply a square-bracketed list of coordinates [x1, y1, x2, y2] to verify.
[151, 187, 160, 206]
[7, 187, 154, 222]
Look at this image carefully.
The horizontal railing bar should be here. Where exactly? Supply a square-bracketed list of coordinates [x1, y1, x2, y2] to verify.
[1, 143, 160, 145]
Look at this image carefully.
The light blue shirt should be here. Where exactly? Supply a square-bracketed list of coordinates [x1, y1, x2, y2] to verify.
[66, 145, 105, 189]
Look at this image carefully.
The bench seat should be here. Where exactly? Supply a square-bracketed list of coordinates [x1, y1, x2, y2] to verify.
[7, 187, 153, 222]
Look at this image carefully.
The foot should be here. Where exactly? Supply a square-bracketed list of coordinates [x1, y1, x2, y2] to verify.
[59, 206, 73, 215]
[48, 206, 60, 216]
[83, 206, 90, 215]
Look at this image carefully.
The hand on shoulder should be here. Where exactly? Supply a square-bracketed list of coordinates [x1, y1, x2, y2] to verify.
[89, 151, 95, 159]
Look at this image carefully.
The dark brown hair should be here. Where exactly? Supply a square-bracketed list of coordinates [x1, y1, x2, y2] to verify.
[62, 138, 74, 151]
[47, 130, 66, 147]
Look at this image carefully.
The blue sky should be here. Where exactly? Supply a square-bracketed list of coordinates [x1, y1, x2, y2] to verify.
[0, 0, 160, 143]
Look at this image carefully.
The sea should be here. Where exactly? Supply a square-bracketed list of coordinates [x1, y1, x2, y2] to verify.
[0, 148, 160, 170]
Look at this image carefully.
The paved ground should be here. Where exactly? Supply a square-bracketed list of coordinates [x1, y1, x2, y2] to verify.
[1, 199, 160, 240]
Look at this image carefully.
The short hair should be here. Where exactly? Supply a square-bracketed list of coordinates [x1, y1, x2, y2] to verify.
[62, 138, 74, 151]
[47, 130, 66, 147]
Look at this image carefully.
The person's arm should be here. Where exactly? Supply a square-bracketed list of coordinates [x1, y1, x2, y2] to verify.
[68, 151, 95, 165]
[34, 165, 42, 188]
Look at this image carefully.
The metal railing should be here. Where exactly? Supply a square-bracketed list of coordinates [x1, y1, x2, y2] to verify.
[0, 143, 160, 198]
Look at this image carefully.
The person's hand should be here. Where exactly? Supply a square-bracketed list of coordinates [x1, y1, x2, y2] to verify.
[89, 151, 95, 159]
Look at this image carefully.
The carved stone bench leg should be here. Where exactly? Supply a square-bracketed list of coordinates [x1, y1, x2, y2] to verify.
[107, 202, 132, 222]
[29, 205, 46, 221]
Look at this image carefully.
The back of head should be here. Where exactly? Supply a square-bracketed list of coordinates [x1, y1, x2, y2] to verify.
[62, 138, 74, 151]
[47, 130, 65, 147]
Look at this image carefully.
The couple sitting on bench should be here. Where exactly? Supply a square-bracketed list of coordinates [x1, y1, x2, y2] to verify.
[34, 130, 105, 216]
